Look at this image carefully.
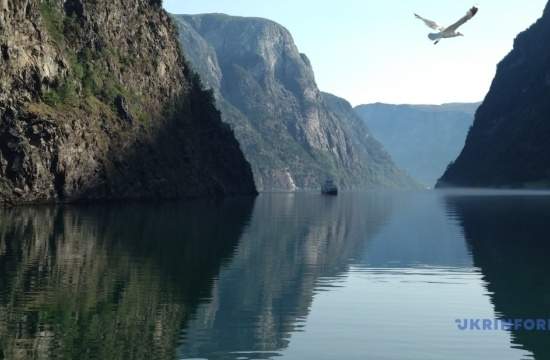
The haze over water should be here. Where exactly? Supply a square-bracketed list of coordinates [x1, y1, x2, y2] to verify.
[1, 190, 549, 359]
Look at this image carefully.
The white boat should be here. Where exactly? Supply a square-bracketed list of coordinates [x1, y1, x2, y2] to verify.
[321, 179, 338, 195]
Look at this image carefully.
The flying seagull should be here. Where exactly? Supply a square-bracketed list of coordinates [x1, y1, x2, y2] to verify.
[415, 6, 479, 45]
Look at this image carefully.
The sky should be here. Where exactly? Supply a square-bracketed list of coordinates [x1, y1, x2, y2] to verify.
[164, 0, 547, 106]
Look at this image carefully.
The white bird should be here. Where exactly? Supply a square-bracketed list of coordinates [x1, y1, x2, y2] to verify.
[415, 6, 479, 45]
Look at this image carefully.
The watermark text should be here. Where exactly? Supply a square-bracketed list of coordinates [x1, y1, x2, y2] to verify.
[456, 318, 550, 331]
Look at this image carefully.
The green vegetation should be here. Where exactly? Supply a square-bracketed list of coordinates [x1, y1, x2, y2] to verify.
[42, 80, 78, 107]
[39, 0, 65, 44]
[37, 15, 149, 123]
[0, 179, 11, 199]
[38, 3, 147, 122]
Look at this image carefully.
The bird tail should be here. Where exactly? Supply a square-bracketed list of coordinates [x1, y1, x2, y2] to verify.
[428, 33, 441, 41]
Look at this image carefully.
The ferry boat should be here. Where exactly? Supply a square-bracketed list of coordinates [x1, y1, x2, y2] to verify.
[321, 179, 338, 195]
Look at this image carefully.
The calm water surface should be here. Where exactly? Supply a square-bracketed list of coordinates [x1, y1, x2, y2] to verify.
[1, 191, 549, 359]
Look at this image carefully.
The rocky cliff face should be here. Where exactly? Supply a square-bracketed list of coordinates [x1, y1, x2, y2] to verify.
[355, 103, 479, 187]
[0, 0, 256, 204]
[173, 14, 414, 191]
[438, 3, 550, 188]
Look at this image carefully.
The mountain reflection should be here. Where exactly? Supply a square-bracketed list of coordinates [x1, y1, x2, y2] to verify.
[178, 192, 393, 359]
[358, 191, 472, 268]
[0, 199, 254, 360]
[6, 191, 534, 360]
[445, 194, 550, 360]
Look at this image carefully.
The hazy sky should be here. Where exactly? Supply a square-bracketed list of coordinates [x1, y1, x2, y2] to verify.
[164, 0, 547, 106]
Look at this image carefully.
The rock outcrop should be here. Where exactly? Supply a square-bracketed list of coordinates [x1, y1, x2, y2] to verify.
[173, 14, 415, 191]
[0, 0, 256, 204]
[355, 103, 479, 187]
[438, 3, 550, 188]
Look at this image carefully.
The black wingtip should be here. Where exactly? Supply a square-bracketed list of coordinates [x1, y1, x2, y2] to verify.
[471, 6, 479, 15]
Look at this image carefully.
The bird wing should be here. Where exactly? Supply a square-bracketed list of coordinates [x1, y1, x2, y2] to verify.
[444, 6, 479, 32]
[414, 14, 445, 31]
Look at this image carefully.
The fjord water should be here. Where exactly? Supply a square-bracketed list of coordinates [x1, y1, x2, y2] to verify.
[1, 192, 549, 359]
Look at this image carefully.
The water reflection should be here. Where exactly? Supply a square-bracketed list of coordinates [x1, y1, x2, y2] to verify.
[0, 199, 254, 360]
[178, 193, 393, 359]
[269, 191, 529, 360]
[357, 191, 472, 268]
[446, 193, 550, 360]
[0, 191, 548, 360]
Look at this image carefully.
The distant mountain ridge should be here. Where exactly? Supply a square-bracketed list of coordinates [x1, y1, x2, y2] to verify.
[172, 13, 415, 191]
[355, 102, 479, 187]
[438, 2, 550, 188]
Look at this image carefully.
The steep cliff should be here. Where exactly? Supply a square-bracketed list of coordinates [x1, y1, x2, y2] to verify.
[355, 103, 479, 187]
[438, 3, 550, 188]
[173, 14, 414, 191]
[0, 0, 256, 204]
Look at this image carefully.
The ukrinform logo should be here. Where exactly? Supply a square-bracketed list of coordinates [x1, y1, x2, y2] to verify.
[455, 319, 550, 331]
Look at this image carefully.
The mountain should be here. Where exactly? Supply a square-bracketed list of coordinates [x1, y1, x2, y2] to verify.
[0, 0, 256, 205]
[355, 103, 479, 187]
[438, 3, 550, 188]
[172, 13, 415, 191]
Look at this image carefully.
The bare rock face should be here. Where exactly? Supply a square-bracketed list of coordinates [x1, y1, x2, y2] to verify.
[438, 2, 550, 188]
[0, 0, 256, 204]
[173, 14, 415, 191]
